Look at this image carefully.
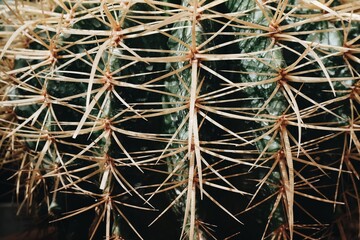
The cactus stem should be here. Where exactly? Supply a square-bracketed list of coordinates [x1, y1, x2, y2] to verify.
[2, 1, 360, 238]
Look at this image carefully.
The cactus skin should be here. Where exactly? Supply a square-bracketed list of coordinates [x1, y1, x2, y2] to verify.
[1, 0, 360, 239]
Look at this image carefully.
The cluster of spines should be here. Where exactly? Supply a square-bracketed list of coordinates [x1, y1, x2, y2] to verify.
[0, 0, 360, 239]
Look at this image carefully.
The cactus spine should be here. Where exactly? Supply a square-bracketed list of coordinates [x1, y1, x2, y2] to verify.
[1, 0, 360, 239]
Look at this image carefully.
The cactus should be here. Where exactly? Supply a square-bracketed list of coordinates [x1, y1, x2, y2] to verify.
[0, 0, 360, 239]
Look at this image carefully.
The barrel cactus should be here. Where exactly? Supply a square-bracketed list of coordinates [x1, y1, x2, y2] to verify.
[0, 0, 359, 239]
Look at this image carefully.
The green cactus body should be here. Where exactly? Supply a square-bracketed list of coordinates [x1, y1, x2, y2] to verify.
[1, 0, 360, 240]
[162, 2, 219, 238]
[223, 0, 291, 235]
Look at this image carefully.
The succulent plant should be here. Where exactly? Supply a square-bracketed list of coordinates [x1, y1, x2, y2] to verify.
[0, 0, 360, 239]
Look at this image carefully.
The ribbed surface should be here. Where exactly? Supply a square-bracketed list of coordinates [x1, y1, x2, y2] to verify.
[0, 1, 359, 239]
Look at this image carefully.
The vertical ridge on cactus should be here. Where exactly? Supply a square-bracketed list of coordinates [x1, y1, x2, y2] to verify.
[0, 0, 360, 239]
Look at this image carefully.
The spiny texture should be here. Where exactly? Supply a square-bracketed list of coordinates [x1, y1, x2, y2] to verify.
[0, 0, 360, 239]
